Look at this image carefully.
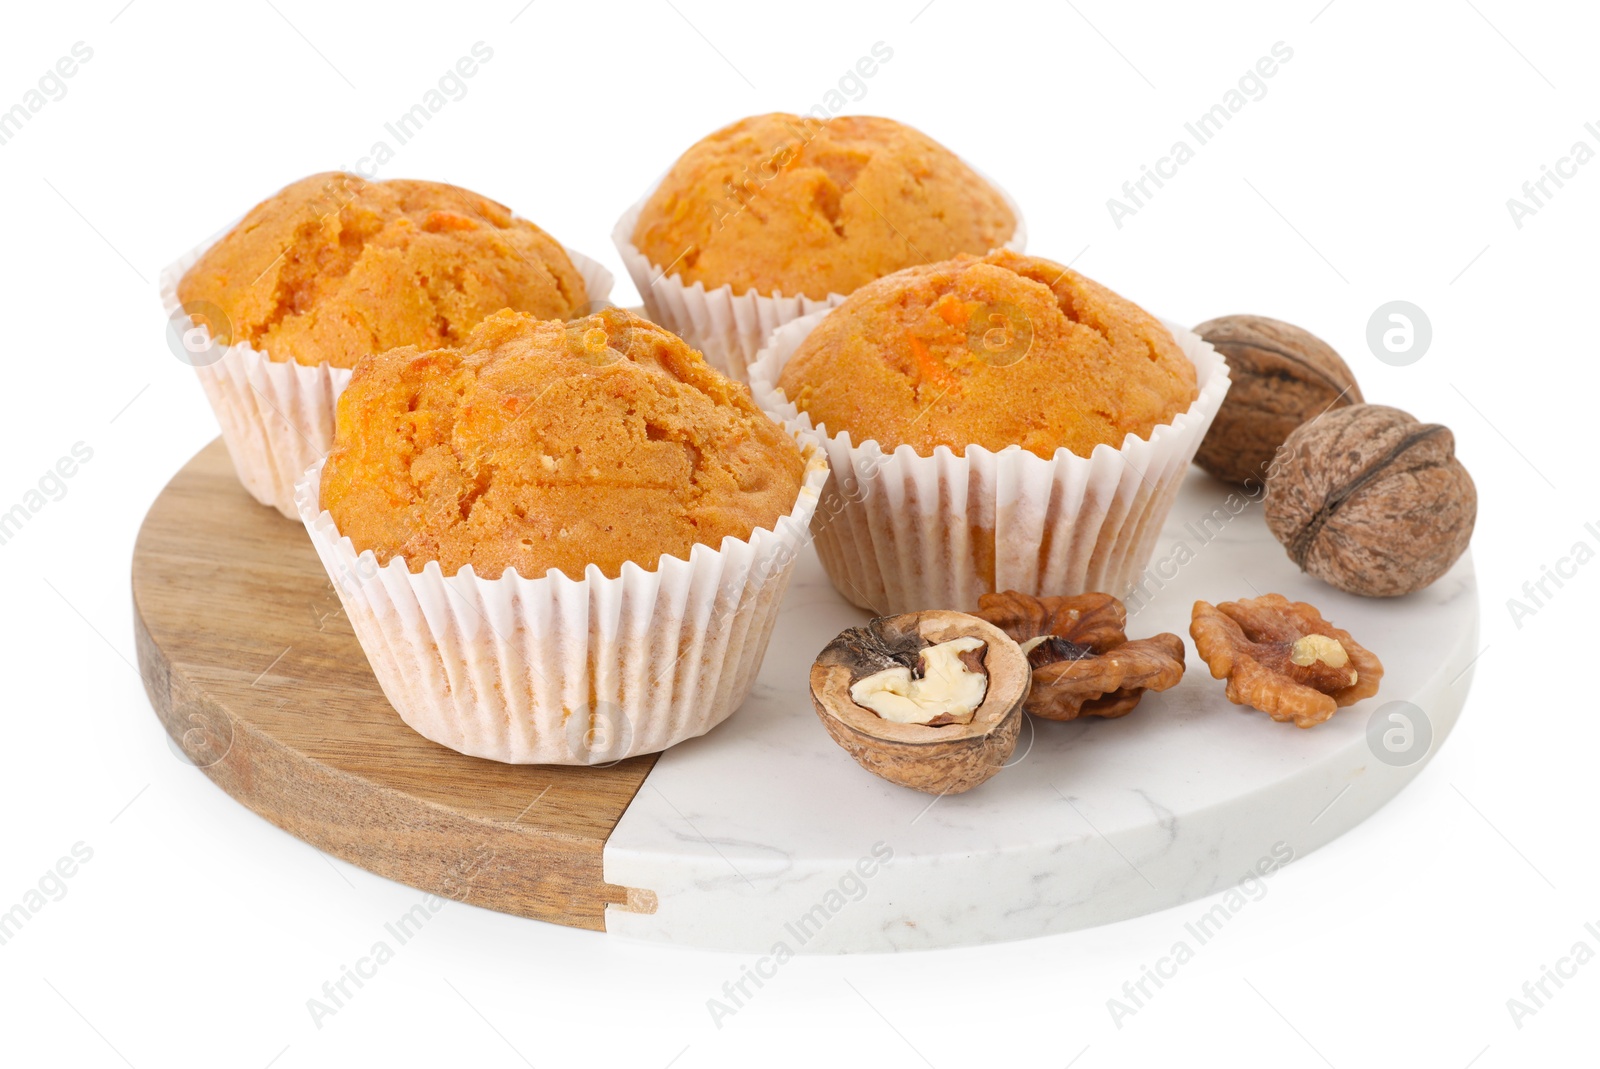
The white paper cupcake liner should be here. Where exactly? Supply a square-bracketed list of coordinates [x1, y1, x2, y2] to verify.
[294, 445, 830, 765]
[160, 229, 615, 519]
[612, 166, 1026, 383]
[747, 311, 1231, 614]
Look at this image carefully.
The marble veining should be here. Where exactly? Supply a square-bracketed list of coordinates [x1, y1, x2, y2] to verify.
[603, 474, 1479, 953]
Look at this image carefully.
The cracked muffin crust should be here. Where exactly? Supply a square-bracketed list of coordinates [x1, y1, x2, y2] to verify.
[178, 172, 588, 368]
[631, 113, 1015, 301]
[776, 249, 1198, 458]
[319, 308, 806, 580]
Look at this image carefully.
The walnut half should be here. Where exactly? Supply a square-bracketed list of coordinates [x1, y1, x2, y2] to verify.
[809, 611, 1030, 795]
[1189, 594, 1382, 728]
[974, 591, 1186, 721]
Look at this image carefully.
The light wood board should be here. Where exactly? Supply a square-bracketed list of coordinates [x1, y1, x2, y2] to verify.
[132, 438, 658, 930]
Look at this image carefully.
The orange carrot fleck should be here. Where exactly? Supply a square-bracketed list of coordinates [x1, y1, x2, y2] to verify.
[906, 331, 953, 389]
[935, 293, 971, 329]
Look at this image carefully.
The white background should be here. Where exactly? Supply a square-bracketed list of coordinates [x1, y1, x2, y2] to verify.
[1, 1, 1595, 1066]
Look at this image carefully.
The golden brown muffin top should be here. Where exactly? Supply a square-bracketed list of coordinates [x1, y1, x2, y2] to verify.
[320, 309, 806, 581]
[178, 173, 588, 368]
[632, 113, 1016, 301]
[776, 250, 1198, 459]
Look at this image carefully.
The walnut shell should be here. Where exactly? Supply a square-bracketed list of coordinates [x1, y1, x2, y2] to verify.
[1192, 315, 1363, 485]
[809, 611, 1029, 795]
[1264, 404, 1476, 597]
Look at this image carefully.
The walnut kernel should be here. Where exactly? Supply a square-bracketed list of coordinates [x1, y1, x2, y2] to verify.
[974, 591, 1186, 721]
[1190, 594, 1382, 728]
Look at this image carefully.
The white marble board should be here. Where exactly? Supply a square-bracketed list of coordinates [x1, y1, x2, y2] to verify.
[602, 471, 1480, 953]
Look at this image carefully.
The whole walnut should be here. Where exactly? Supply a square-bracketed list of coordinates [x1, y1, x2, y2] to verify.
[1264, 404, 1476, 597]
[1192, 315, 1363, 485]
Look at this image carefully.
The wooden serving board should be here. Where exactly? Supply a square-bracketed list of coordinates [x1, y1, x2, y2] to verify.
[132, 438, 658, 930]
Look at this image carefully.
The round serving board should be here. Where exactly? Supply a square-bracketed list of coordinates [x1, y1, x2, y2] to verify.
[134, 439, 1479, 953]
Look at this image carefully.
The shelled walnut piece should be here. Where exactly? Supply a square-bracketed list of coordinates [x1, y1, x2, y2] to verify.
[849, 636, 990, 726]
[974, 591, 1185, 721]
[809, 611, 1029, 794]
[1190, 594, 1382, 728]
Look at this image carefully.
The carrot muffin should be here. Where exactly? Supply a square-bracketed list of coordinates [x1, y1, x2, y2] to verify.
[748, 250, 1227, 614]
[631, 113, 1017, 301]
[178, 172, 589, 368]
[320, 308, 806, 580]
[776, 249, 1198, 458]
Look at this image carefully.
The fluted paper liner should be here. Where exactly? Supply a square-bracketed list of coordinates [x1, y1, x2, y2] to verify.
[159, 230, 615, 519]
[747, 311, 1231, 614]
[294, 446, 830, 764]
[612, 166, 1026, 382]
